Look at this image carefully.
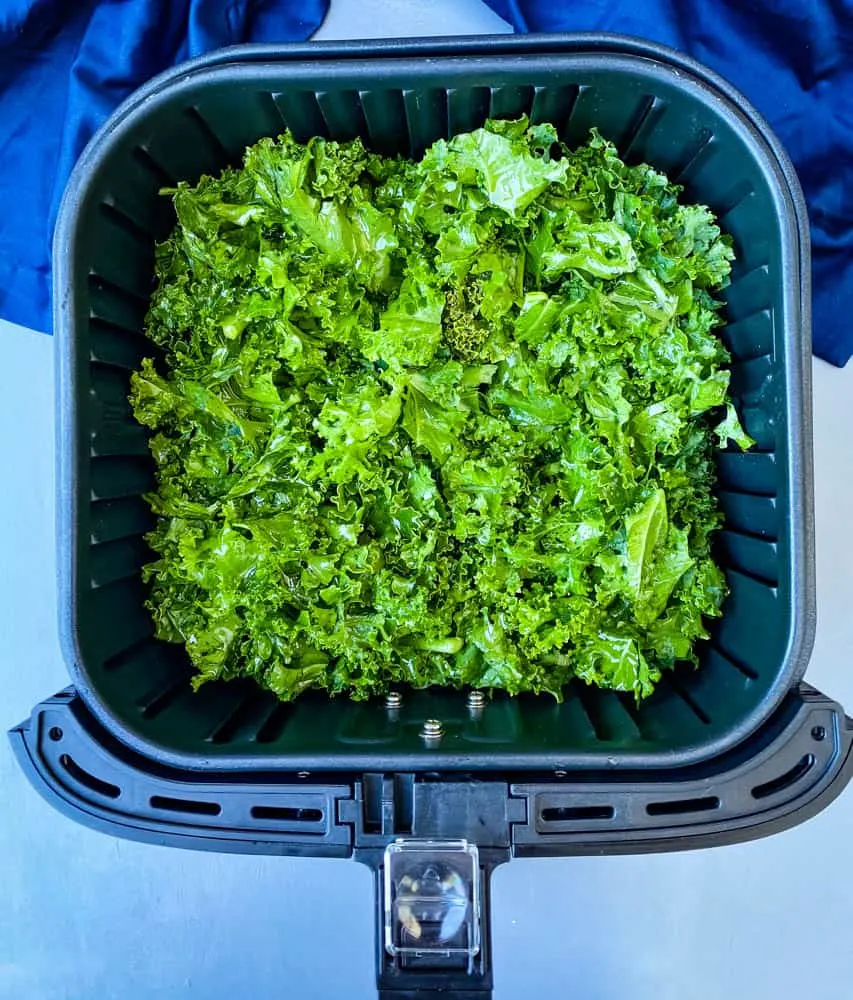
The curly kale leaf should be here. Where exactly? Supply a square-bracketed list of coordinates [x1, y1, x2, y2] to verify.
[130, 118, 750, 703]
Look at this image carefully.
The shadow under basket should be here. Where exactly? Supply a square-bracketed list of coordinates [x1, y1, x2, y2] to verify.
[55, 33, 814, 773]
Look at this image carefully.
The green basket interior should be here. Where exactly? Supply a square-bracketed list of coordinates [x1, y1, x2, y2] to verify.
[59, 46, 811, 770]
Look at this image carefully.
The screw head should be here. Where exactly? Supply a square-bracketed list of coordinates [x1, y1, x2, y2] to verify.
[467, 690, 486, 710]
[385, 691, 403, 710]
[421, 719, 444, 740]
[554, 770, 568, 778]
[297, 771, 310, 779]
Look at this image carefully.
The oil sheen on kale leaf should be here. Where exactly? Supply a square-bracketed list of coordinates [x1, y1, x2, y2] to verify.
[129, 117, 753, 704]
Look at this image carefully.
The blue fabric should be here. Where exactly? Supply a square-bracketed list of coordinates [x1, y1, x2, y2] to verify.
[2, 1, 850, 363]
[484, 0, 853, 367]
[0, 0, 328, 334]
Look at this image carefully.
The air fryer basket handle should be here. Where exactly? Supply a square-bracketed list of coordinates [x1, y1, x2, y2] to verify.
[10, 685, 853, 1000]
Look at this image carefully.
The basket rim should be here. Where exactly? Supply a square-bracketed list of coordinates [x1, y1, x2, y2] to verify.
[53, 32, 815, 774]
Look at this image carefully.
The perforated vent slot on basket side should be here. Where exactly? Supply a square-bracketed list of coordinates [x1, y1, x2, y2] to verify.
[574, 687, 644, 743]
[89, 536, 151, 590]
[716, 492, 778, 541]
[528, 84, 580, 134]
[446, 86, 491, 136]
[404, 88, 448, 157]
[132, 145, 176, 187]
[102, 635, 159, 673]
[705, 645, 759, 682]
[83, 578, 153, 669]
[316, 90, 369, 142]
[488, 84, 534, 119]
[716, 452, 777, 496]
[619, 95, 667, 160]
[89, 496, 154, 546]
[255, 702, 296, 744]
[87, 273, 148, 334]
[138, 674, 193, 720]
[187, 92, 288, 160]
[723, 309, 774, 361]
[89, 455, 152, 502]
[717, 531, 779, 588]
[270, 90, 329, 142]
[89, 319, 150, 372]
[204, 690, 278, 744]
[670, 128, 715, 184]
[86, 252, 153, 311]
[89, 361, 148, 462]
[359, 89, 408, 156]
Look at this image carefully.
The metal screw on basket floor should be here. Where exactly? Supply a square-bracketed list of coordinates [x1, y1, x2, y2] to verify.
[467, 691, 486, 715]
[420, 719, 444, 742]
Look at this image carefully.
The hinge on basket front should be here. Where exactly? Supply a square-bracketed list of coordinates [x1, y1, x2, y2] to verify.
[341, 774, 523, 850]
[364, 773, 415, 837]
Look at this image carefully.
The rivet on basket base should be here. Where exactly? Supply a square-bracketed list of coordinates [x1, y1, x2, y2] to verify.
[467, 690, 486, 714]
[420, 719, 444, 741]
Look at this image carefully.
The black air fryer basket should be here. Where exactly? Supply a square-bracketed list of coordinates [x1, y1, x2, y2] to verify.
[13, 35, 852, 999]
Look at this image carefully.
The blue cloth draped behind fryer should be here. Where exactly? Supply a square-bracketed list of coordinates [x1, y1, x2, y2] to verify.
[1, 0, 851, 364]
[0, 0, 329, 335]
[483, 0, 853, 364]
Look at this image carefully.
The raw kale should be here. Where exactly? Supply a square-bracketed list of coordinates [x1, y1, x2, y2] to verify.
[130, 118, 752, 702]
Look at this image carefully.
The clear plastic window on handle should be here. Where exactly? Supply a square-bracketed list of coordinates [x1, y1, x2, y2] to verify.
[383, 839, 481, 971]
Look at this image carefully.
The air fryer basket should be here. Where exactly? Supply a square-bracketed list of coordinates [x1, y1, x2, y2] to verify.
[54, 34, 814, 772]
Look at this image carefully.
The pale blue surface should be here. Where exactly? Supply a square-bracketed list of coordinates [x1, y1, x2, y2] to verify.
[2, 2, 853, 997]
